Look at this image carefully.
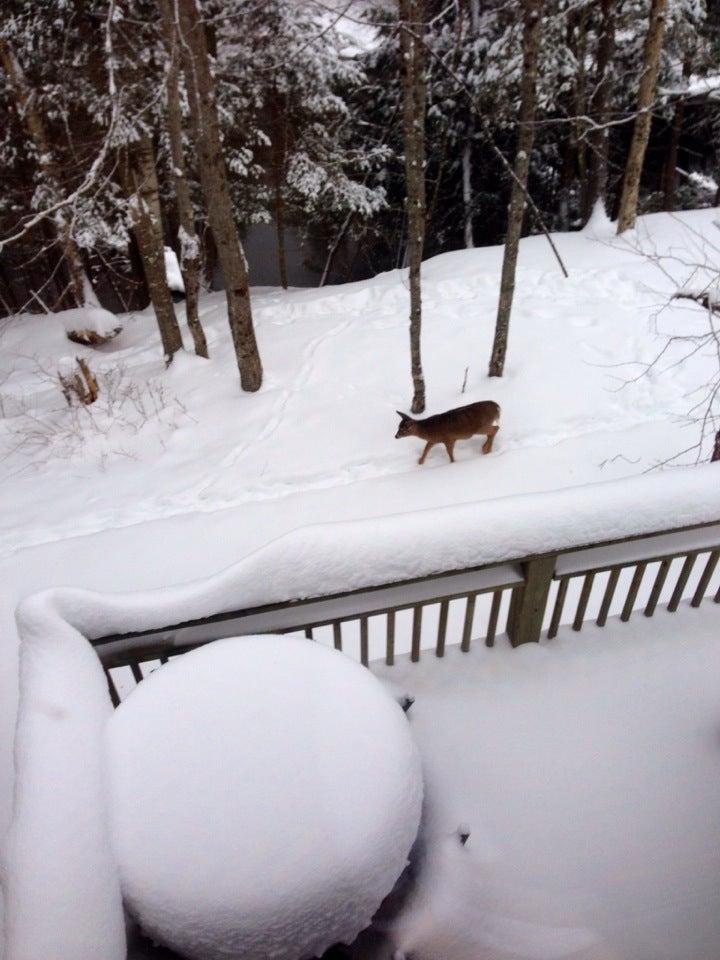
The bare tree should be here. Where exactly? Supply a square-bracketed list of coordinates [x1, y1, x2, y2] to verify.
[175, 0, 263, 392]
[616, 0, 668, 234]
[400, 0, 427, 414]
[123, 137, 184, 363]
[158, 0, 208, 358]
[0, 39, 87, 309]
[488, 0, 543, 379]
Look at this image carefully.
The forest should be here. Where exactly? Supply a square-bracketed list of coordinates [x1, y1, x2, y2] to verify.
[1, 0, 719, 399]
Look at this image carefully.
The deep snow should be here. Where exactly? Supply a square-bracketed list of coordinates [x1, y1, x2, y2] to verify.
[107, 636, 422, 960]
[1, 209, 719, 558]
[374, 606, 720, 960]
[2, 209, 720, 958]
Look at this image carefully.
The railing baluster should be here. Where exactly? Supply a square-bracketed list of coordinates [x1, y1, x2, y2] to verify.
[668, 552, 699, 612]
[333, 621, 342, 651]
[548, 576, 569, 639]
[107, 672, 120, 707]
[386, 610, 395, 665]
[360, 616, 369, 666]
[486, 590, 503, 647]
[130, 661, 143, 683]
[436, 600, 449, 657]
[411, 605, 422, 662]
[621, 562, 647, 622]
[642, 559, 670, 617]
[461, 594, 476, 652]
[304, 627, 313, 640]
[572, 573, 595, 632]
[597, 567, 621, 626]
[691, 550, 719, 607]
[159, 655, 169, 665]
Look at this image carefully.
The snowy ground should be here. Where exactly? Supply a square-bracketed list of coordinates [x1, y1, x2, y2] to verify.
[1, 209, 718, 557]
[1, 209, 720, 954]
[373, 605, 720, 960]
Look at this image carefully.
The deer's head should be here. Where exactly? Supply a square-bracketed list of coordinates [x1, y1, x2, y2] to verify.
[395, 411, 416, 439]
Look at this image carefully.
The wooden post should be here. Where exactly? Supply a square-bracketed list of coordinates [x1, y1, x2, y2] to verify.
[506, 556, 556, 646]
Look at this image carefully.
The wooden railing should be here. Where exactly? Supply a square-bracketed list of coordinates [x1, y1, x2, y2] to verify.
[93, 520, 720, 706]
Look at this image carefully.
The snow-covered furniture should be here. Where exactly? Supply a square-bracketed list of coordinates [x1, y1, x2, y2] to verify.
[107, 635, 422, 960]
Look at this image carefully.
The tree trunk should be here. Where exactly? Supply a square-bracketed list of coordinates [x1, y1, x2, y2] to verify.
[662, 96, 684, 212]
[587, 0, 616, 214]
[462, 142, 474, 248]
[399, 0, 427, 414]
[488, 0, 542, 379]
[712, 430, 720, 462]
[574, 9, 590, 221]
[616, 0, 668, 234]
[0, 39, 86, 309]
[158, 0, 208, 358]
[271, 94, 289, 290]
[176, 0, 262, 391]
[662, 58, 692, 212]
[124, 137, 184, 363]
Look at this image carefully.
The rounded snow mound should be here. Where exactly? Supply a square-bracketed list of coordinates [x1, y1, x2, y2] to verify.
[106, 635, 423, 960]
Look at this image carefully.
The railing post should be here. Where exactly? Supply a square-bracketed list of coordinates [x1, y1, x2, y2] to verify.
[506, 556, 556, 646]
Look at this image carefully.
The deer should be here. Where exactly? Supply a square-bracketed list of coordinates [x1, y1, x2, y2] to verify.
[395, 400, 500, 465]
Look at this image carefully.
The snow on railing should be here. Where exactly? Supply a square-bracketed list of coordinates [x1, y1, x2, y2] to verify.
[4, 464, 720, 960]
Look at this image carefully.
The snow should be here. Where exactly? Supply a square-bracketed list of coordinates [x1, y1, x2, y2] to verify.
[56, 303, 121, 336]
[374, 606, 720, 960]
[2, 208, 720, 958]
[2, 463, 715, 959]
[2, 596, 125, 960]
[106, 635, 422, 960]
[163, 246, 184, 293]
[1, 209, 719, 557]
[0, 210, 717, 553]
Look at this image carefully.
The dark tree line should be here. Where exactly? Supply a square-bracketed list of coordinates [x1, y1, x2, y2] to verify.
[1, 0, 719, 403]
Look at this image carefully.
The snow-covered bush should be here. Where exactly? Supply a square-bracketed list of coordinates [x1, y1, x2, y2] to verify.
[106, 635, 423, 960]
[0, 356, 190, 468]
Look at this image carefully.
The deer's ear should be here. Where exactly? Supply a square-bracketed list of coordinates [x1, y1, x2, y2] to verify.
[396, 410, 407, 420]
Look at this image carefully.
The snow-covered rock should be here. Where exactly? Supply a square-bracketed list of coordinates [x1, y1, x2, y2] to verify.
[105, 635, 423, 960]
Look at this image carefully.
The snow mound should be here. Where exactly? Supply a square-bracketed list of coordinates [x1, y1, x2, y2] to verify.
[57, 304, 121, 337]
[582, 198, 614, 237]
[105, 635, 423, 960]
[164, 246, 184, 293]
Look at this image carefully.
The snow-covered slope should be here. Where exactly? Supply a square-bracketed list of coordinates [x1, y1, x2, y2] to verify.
[0, 209, 717, 557]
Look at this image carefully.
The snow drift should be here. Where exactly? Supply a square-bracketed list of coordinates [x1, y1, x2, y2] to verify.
[106, 635, 422, 960]
[2, 465, 719, 960]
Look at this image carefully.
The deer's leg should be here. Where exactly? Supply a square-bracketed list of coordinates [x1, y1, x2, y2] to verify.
[418, 441, 434, 465]
[444, 440, 455, 463]
[482, 425, 499, 454]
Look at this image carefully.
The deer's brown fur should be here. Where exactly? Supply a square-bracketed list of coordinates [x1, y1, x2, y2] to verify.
[395, 400, 500, 464]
